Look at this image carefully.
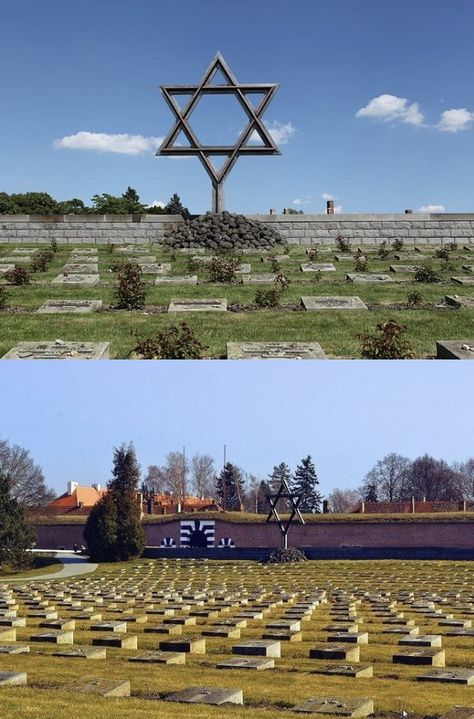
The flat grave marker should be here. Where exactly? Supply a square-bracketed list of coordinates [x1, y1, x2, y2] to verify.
[0, 672, 27, 687]
[164, 686, 243, 706]
[91, 634, 137, 649]
[138, 263, 171, 274]
[232, 639, 281, 657]
[129, 651, 185, 664]
[301, 296, 368, 311]
[217, 657, 274, 670]
[436, 341, 474, 360]
[66, 678, 130, 697]
[155, 275, 197, 285]
[311, 664, 373, 679]
[51, 274, 100, 287]
[168, 298, 227, 312]
[301, 263, 336, 272]
[389, 265, 418, 273]
[158, 637, 206, 654]
[62, 263, 99, 274]
[52, 646, 106, 659]
[292, 696, 374, 717]
[392, 648, 445, 666]
[451, 276, 474, 285]
[37, 299, 103, 314]
[241, 273, 276, 284]
[227, 342, 326, 360]
[417, 668, 474, 685]
[2, 341, 110, 360]
[346, 273, 392, 283]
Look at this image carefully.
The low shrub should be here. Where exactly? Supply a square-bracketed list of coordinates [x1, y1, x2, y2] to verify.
[378, 241, 390, 259]
[266, 547, 307, 563]
[115, 261, 146, 309]
[406, 290, 423, 306]
[359, 320, 415, 359]
[208, 256, 240, 283]
[307, 247, 319, 261]
[134, 322, 206, 359]
[269, 256, 281, 273]
[4, 266, 30, 285]
[335, 234, 351, 253]
[106, 242, 115, 254]
[50, 239, 58, 253]
[255, 287, 281, 308]
[354, 256, 368, 272]
[0, 286, 8, 309]
[393, 238, 404, 251]
[434, 248, 449, 260]
[413, 265, 441, 283]
[29, 249, 54, 273]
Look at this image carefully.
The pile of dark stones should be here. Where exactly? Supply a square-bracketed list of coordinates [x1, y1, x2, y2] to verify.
[163, 211, 286, 250]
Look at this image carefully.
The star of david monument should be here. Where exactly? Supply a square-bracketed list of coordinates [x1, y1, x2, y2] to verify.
[266, 478, 305, 549]
[156, 52, 280, 213]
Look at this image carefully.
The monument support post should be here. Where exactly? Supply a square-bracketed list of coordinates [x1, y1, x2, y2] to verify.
[212, 182, 225, 214]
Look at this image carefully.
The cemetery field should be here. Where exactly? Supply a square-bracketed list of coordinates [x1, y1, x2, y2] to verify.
[1, 242, 474, 358]
[0, 559, 473, 718]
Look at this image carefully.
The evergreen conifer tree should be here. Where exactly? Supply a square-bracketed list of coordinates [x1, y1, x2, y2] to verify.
[291, 456, 323, 513]
[268, 463, 293, 510]
[0, 470, 34, 570]
[165, 193, 190, 219]
[365, 482, 378, 502]
[84, 443, 145, 562]
[215, 463, 246, 511]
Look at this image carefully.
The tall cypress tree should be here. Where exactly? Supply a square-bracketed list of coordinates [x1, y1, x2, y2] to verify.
[292, 456, 323, 513]
[0, 470, 34, 570]
[84, 443, 145, 562]
[215, 463, 246, 511]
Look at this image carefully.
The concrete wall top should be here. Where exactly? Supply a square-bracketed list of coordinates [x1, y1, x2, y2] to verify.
[250, 213, 474, 222]
[0, 214, 184, 223]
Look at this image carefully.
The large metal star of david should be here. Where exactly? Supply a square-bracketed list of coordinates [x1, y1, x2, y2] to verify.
[266, 478, 305, 549]
[156, 52, 280, 212]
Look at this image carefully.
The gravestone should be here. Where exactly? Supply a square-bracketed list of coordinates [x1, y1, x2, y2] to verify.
[90, 621, 127, 633]
[51, 274, 99, 287]
[310, 645, 360, 662]
[226, 342, 327, 360]
[241, 273, 276, 284]
[138, 263, 171, 274]
[62, 263, 99, 273]
[311, 664, 373, 678]
[2, 341, 110, 360]
[392, 648, 445, 666]
[155, 275, 198, 285]
[11, 248, 37, 254]
[0, 645, 29, 654]
[451, 277, 474, 285]
[462, 265, 474, 273]
[52, 647, 106, 659]
[129, 651, 185, 664]
[346, 274, 392, 283]
[1, 256, 32, 263]
[0, 629, 16, 641]
[398, 634, 442, 647]
[70, 249, 98, 256]
[39, 619, 75, 631]
[417, 668, 474, 685]
[301, 263, 336, 272]
[0, 672, 27, 687]
[232, 640, 281, 657]
[234, 263, 251, 273]
[202, 626, 241, 638]
[165, 687, 243, 705]
[292, 696, 374, 716]
[436, 341, 474, 360]
[0, 265, 15, 275]
[168, 299, 227, 312]
[217, 657, 274, 670]
[262, 255, 290, 263]
[389, 265, 418, 273]
[37, 299, 103, 314]
[144, 624, 182, 635]
[301, 296, 368, 311]
[328, 632, 368, 644]
[158, 637, 206, 654]
[91, 635, 137, 649]
[66, 678, 130, 697]
[30, 631, 73, 644]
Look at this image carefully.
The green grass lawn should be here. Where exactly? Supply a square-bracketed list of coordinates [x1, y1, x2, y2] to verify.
[0, 555, 61, 579]
[0, 558, 473, 718]
[1, 242, 474, 358]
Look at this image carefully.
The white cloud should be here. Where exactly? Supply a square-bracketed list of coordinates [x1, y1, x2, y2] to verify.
[418, 204, 446, 213]
[54, 131, 164, 155]
[334, 204, 343, 214]
[293, 196, 311, 206]
[356, 94, 424, 127]
[321, 193, 335, 201]
[146, 200, 166, 209]
[249, 121, 296, 146]
[437, 108, 474, 133]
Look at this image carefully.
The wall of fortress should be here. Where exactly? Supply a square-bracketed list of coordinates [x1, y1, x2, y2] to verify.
[1, 213, 474, 246]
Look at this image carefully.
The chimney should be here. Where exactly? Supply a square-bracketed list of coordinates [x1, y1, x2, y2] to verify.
[411, 496, 416, 513]
[404, 209, 413, 214]
[326, 200, 334, 215]
[147, 498, 154, 515]
[269, 208, 277, 215]
[322, 499, 329, 514]
[360, 501, 365, 514]
[67, 481, 78, 496]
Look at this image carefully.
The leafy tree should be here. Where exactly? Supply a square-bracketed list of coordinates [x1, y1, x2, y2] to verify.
[0, 439, 55, 506]
[454, 458, 474, 500]
[161, 451, 189, 503]
[291, 455, 322, 513]
[143, 465, 167, 495]
[0, 470, 35, 571]
[215, 462, 246, 511]
[84, 443, 145, 562]
[191, 454, 216, 498]
[0, 192, 14, 213]
[404, 454, 461, 501]
[327, 488, 360, 513]
[10, 192, 59, 215]
[364, 482, 378, 502]
[165, 193, 190, 219]
[57, 198, 87, 214]
[361, 453, 411, 502]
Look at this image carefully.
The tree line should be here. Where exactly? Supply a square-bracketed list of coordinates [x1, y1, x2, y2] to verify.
[0, 187, 190, 217]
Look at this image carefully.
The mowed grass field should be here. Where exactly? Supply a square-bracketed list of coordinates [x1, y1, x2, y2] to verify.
[1, 242, 474, 358]
[0, 558, 473, 718]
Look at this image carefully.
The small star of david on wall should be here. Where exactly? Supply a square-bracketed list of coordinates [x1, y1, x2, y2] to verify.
[156, 52, 280, 212]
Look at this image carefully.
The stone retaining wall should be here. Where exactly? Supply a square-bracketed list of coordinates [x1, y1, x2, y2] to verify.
[1, 213, 474, 246]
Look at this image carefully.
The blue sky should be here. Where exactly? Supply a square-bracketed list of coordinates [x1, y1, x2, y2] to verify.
[1, 0, 474, 214]
[0, 361, 473, 496]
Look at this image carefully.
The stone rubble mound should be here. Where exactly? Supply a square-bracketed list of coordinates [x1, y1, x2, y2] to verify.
[164, 211, 286, 250]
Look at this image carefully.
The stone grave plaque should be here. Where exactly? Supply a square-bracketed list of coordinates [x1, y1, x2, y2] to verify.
[217, 657, 274, 670]
[262, 630, 302, 641]
[310, 645, 360, 662]
[301, 296, 368, 311]
[312, 664, 373, 679]
[72, 612, 102, 621]
[168, 298, 227, 312]
[393, 253, 429, 260]
[462, 265, 474, 273]
[2, 341, 110, 360]
[293, 696, 374, 716]
[37, 299, 103, 314]
[113, 254, 155, 263]
[91, 634, 137, 649]
[451, 276, 474, 285]
[70, 249, 98, 256]
[130, 651, 185, 664]
[392, 648, 445, 666]
[262, 255, 290, 263]
[0, 672, 27, 687]
[0, 645, 29, 654]
[227, 342, 327, 360]
[155, 275, 197, 286]
[382, 626, 419, 635]
[324, 624, 359, 633]
[51, 274, 100, 287]
[232, 640, 281, 657]
[1, 256, 32, 263]
[436, 341, 474, 359]
[39, 619, 75, 631]
[266, 619, 301, 632]
[138, 262, 171, 274]
[163, 616, 196, 625]
[0, 618, 25, 627]
[11, 248, 37, 254]
[0, 264, 15, 275]
[334, 255, 359, 262]
[62, 263, 99, 273]
[30, 631, 73, 644]
[202, 627, 241, 638]
[241, 273, 276, 284]
[0, 629, 16, 642]
[144, 624, 182, 635]
[389, 265, 418, 273]
[301, 263, 336, 272]
[66, 678, 130, 697]
[158, 637, 206, 654]
[417, 668, 474, 685]
[234, 263, 251, 273]
[91, 621, 127, 633]
[165, 686, 243, 705]
[116, 246, 151, 254]
[52, 646, 106, 659]
[346, 273, 392, 283]
[445, 295, 474, 309]
[178, 247, 205, 254]
[398, 634, 442, 647]
[327, 632, 368, 644]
